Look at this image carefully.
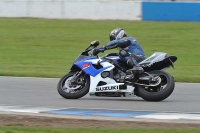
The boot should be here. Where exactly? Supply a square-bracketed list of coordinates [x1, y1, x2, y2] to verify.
[125, 66, 144, 83]
[126, 66, 144, 75]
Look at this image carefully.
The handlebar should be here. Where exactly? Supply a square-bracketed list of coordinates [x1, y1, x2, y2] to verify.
[83, 42, 104, 57]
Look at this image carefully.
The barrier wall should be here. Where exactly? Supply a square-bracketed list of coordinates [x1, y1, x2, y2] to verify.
[0, 0, 141, 20]
[142, 2, 200, 21]
[1, 0, 200, 21]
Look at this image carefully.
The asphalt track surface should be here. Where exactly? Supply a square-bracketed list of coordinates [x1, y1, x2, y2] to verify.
[0, 76, 200, 113]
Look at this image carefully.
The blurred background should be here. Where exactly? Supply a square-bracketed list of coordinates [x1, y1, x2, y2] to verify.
[0, 0, 200, 82]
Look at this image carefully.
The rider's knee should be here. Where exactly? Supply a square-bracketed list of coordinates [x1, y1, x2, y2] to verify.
[119, 50, 129, 57]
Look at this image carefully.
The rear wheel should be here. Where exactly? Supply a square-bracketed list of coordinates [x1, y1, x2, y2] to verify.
[57, 71, 90, 99]
[137, 70, 175, 101]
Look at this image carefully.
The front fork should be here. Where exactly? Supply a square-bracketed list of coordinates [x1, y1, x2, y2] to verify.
[70, 71, 85, 86]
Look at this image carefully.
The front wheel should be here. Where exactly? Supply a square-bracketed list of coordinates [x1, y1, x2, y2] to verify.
[57, 71, 90, 99]
[137, 70, 175, 101]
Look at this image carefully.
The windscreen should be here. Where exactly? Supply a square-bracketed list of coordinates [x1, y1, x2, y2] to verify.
[73, 55, 97, 63]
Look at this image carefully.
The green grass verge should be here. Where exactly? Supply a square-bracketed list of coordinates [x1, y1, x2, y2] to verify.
[0, 18, 200, 82]
[0, 126, 200, 133]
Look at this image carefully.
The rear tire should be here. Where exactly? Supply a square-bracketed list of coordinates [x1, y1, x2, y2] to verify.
[57, 72, 90, 99]
[137, 70, 175, 101]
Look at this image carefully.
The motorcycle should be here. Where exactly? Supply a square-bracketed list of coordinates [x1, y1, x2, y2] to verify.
[57, 42, 177, 101]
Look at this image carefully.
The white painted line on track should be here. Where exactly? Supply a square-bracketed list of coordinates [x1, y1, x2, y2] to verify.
[0, 105, 57, 113]
[1, 105, 200, 120]
[134, 113, 200, 120]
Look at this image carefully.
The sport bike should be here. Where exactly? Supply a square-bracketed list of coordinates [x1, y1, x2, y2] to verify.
[57, 43, 177, 101]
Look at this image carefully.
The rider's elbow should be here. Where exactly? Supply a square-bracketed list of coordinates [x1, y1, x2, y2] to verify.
[119, 40, 131, 48]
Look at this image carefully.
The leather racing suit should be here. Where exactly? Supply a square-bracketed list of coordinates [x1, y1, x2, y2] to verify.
[98, 36, 146, 68]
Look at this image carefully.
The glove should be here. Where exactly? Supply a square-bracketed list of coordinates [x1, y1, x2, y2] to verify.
[93, 47, 105, 56]
[93, 48, 100, 56]
[90, 40, 99, 47]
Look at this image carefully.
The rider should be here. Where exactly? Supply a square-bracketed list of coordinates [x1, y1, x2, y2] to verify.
[92, 28, 146, 76]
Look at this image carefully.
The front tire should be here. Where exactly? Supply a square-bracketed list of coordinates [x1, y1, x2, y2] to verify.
[137, 70, 175, 101]
[57, 72, 90, 99]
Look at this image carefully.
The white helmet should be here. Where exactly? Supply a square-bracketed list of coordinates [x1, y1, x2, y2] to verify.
[109, 28, 127, 41]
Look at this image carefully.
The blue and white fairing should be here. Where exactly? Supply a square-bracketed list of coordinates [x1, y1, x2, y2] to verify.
[72, 56, 135, 94]
[74, 58, 111, 77]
